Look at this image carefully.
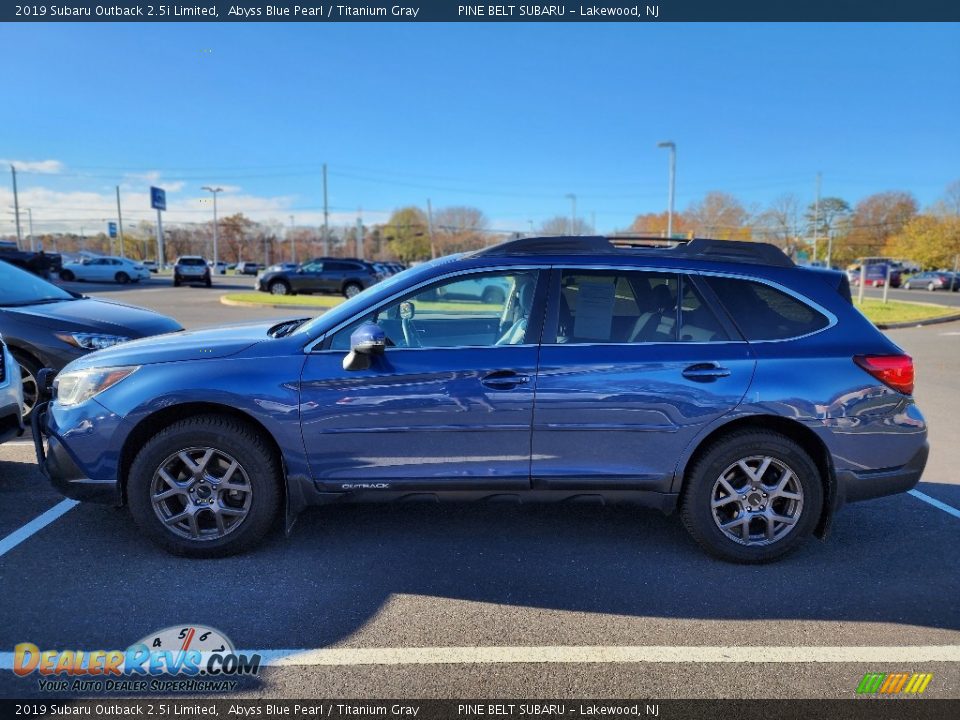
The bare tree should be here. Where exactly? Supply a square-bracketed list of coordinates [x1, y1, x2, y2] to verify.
[434, 205, 489, 254]
[755, 193, 801, 254]
[538, 215, 592, 236]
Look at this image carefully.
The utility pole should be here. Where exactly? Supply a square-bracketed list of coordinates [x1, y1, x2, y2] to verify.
[657, 141, 676, 238]
[322, 163, 329, 257]
[115, 185, 126, 258]
[201, 186, 222, 270]
[565, 194, 577, 235]
[813, 172, 821, 261]
[356, 210, 364, 258]
[427, 198, 436, 259]
[10, 165, 22, 248]
[27, 208, 35, 252]
[591, 210, 596, 235]
[289, 215, 296, 263]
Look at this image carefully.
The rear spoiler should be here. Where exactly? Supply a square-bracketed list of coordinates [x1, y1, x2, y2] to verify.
[800, 266, 852, 303]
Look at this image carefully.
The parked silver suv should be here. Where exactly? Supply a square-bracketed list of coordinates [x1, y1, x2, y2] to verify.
[173, 256, 212, 287]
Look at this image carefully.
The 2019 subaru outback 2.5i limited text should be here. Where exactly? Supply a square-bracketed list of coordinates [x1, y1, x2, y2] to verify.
[33, 237, 928, 562]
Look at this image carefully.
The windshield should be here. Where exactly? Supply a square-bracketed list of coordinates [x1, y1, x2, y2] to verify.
[293, 255, 461, 338]
[0, 260, 74, 306]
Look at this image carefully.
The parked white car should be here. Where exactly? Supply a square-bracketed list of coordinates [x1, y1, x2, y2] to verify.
[59, 256, 150, 284]
[0, 336, 24, 444]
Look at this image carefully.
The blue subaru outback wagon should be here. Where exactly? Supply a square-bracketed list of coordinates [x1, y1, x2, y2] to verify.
[34, 237, 928, 562]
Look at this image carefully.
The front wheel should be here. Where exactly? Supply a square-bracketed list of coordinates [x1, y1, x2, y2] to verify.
[928, 282, 936, 292]
[11, 351, 40, 420]
[59, 270, 75, 282]
[127, 415, 281, 557]
[680, 430, 822, 563]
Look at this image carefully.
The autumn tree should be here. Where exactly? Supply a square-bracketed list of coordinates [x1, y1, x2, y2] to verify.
[755, 193, 802, 254]
[887, 214, 960, 270]
[434, 206, 489, 254]
[846, 191, 917, 257]
[538, 215, 592, 236]
[686, 192, 752, 240]
[627, 211, 690, 237]
[383, 206, 430, 262]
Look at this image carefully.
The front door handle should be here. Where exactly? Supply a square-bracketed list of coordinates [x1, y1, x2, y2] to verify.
[682, 363, 731, 381]
[481, 370, 530, 389]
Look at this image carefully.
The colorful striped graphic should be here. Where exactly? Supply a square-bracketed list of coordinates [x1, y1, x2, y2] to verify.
[856, 672, 933, 695]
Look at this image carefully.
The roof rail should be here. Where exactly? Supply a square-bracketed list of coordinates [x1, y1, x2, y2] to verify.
[471, 235, 794, 267]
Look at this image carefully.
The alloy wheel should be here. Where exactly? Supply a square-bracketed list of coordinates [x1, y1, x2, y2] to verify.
[710, 455, 804, 546]
[150, 446, 253, 541]
[19, 363, 38, 418]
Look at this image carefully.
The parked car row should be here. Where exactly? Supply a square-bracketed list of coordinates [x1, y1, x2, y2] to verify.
[59, 256, 150, 284]
[255, 258, 384, 298]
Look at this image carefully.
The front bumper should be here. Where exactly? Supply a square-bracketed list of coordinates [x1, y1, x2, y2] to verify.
[834, 441, 929, 509]
[32, 401, 120, 504]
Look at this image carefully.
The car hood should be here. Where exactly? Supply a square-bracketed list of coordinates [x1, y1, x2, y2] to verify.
[63, 321, 277, 371]
[6, 297, 182, 336]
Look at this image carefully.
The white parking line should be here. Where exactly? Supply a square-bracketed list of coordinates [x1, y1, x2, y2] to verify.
[3, 645, 958, 670]
[0, 500, 79, 558]
[909, 489, 960, 520]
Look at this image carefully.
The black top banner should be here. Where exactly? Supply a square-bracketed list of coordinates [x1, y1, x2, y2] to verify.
[4, 0, 960, 22]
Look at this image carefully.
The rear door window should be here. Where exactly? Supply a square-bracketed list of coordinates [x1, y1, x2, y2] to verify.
[705, 276, 829, 340]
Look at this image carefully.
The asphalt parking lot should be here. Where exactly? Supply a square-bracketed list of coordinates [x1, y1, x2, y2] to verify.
[0, 279, 958, 699]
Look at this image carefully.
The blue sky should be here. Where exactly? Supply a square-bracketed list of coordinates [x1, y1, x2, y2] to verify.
[1, 22, 958, 235]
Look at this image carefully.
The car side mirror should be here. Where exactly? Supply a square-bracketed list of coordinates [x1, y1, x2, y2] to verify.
[343, 322, 386, 371]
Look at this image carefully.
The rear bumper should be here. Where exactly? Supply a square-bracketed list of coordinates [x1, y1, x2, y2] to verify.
[835, 442, 928, 508]
[32, 401, 120, 504]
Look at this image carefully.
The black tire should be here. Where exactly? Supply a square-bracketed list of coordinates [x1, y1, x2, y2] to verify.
[127, 415, 282, 557]
[59, 270, 75, 282]
[269, 280, 291, 296]
[481, 287, 506, 304]
[173, 275, 181, 287]
[115, 272, 130, 284]
[11, 350, 41, 421]
[343, 282, 363, 299]
[680, 429, 823, 564]
[204, 276, 212, 288]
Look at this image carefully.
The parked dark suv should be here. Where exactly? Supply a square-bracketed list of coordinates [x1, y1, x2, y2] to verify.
[35, 237, 927, 562]
[256, 258, 379, 298]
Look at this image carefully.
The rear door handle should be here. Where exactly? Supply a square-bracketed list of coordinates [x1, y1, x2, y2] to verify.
[481, 370, 530, 389]
[682, 363, 731, 381]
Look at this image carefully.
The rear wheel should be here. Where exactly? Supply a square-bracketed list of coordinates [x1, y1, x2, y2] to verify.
[269, 280, 291, 296]
[115, 272, 130, 284]
[680, 430, 822, 563]
[59, 270, 75, 282]
[343, 282, 362, 299]
[127, 415, 281, 557]
[204, 276, 212, 288]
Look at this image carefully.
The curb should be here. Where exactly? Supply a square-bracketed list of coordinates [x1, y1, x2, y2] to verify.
[219, 295, 334, 311]
[875, 312, 960, 330]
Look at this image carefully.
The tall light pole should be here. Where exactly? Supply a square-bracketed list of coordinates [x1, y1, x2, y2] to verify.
[115, 185, 126, 258]
[201, 186, 222, 271]
[565, 193, 577, 235]
[657, 141, 676, 238]
[10, 164, 22, 248]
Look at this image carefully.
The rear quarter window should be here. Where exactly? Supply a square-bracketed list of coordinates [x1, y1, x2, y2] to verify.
[705, 276, 829, 341]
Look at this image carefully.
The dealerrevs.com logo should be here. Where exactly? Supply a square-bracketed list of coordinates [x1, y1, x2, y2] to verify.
[12, 625, 261, 693]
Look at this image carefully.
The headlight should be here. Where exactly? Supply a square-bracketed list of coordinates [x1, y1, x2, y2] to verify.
[55, 332, 131, 351]
[54, 366, 139, 407]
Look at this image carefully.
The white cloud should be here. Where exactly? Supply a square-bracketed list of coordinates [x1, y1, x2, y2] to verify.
[0, 184, 388, 236]
[1, 159, 64, 174]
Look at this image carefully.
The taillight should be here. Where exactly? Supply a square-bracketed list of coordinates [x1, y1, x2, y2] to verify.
[854, 355, 914, 395]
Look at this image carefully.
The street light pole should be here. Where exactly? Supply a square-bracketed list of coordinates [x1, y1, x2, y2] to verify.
[289, 215, 296, 264]
[10, 165, 22, 248]
[657, 141, 676, 238]
[201, 186, 222, 271]
[565, 193, 577, 235]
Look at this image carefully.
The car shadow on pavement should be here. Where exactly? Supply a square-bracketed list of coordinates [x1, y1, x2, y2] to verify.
[1, 484, 958, 660]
